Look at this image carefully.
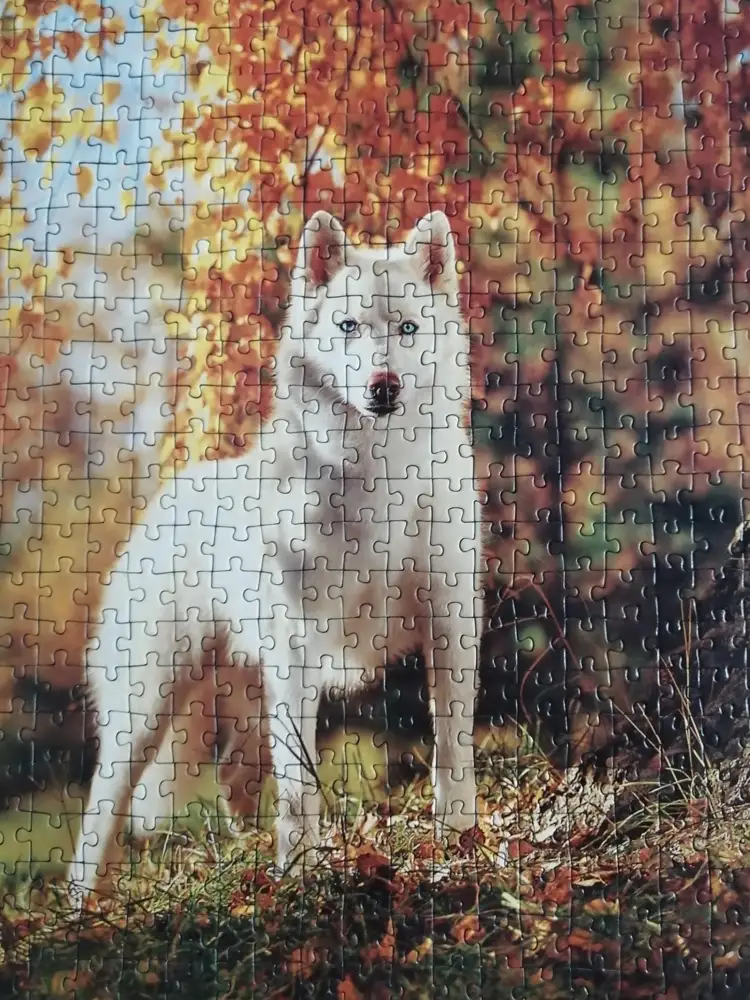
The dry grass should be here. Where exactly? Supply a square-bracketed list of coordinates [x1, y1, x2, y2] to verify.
[1, 735, 750, 999]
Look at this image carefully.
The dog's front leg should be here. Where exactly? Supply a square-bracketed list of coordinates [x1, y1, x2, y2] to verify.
[425, 557, 482, 837]
[263, 592, 321, 872]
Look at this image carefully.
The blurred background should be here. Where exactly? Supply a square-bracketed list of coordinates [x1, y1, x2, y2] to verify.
[0, 0, 749, 873]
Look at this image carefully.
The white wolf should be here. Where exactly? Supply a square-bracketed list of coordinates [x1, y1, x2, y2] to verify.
[69, 210, 483, 899]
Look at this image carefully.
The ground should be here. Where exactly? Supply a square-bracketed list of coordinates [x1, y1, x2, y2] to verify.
[1, 743, 749, 1000]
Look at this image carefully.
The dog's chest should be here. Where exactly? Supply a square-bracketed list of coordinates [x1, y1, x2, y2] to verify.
[301, 441, 425, 610]
[298, 427, 417, 547]
[313, 469, 411, 565]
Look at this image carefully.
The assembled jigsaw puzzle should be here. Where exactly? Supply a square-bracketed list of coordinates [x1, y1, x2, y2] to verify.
[2, 0, 750, 996]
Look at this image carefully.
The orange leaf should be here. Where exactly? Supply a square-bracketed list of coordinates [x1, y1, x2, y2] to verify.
[414, 841, 438, 860]
[362, 923, 396, 965]
[457, 825, 486, 856]
[451, 914, 483, 944]
[356, 851, 391, 878]
[545, 867, 574, 906]
[508, 839, 534, 860]
[288, 945, 318, 980]
[338, 976, 363, 1000]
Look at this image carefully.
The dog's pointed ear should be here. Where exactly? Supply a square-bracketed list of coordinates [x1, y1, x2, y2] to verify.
[295, 211, 346, 290]
[405, 211, 458, 295]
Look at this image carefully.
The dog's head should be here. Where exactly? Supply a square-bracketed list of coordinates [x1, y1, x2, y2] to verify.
[286, 211, 466, 418]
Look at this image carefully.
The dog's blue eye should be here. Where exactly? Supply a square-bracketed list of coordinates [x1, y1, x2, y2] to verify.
[338, 319, 358, 335]
[400, 321, 418, 337]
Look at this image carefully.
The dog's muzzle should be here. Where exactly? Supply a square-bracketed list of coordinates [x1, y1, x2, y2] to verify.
[366, 372, 401, 415]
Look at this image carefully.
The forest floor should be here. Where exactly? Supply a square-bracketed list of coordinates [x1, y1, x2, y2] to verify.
[1, 742, 750, 999]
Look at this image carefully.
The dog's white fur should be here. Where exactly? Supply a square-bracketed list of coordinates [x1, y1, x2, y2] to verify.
[70, 211, 482, 898]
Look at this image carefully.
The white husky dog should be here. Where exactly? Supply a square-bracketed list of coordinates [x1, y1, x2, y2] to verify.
[70, 210, 483, 899]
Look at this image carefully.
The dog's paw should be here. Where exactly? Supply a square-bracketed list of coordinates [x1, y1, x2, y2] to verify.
[434, 804, 478, 843]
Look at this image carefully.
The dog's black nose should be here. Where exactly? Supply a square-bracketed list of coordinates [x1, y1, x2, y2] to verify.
[366, 372, 401, 415]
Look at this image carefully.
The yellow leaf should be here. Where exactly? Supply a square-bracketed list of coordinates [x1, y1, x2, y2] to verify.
[103, 82, 121, 105]
[405, 938, 433, 964]
[49, 970, 76, 995]
[452, 914, 483, 944]
[76, 165, 93, 198]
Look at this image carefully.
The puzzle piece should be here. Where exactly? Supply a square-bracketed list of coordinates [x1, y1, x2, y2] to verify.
[0, 0, 750, 995]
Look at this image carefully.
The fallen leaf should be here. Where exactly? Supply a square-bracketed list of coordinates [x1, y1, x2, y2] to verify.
[508, 839, 534, 860]
[457, 826, 486, 855]
[404, 937, 433, 964]
[288, 944, 318, 980]
[452, 914, 483, 944]
[361, 919, 396, 963]
[338, 975, 363, 1000]
[357, 851, 391, 878]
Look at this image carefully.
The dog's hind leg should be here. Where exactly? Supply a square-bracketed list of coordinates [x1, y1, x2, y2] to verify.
[127, 711, 201, 841]
[263, 597, 322, 872]
[70, 615, 188, 905]
[215, 658, 270, 834]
